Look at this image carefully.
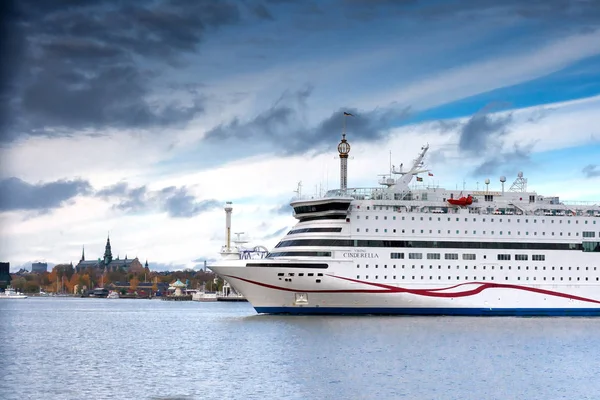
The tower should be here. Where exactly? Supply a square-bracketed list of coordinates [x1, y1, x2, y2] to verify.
[103, 235, 113, 265]
[80, 245, 85, 262]
[224, 202, 233, 251]
[338, 134, 351, 192]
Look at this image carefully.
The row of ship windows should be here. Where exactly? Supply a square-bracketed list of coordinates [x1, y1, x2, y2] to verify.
[355, 215, 598, 225]
[355, 275, 600, 282]
[358, 264, 598, 271]
[356, 228, 599, 237]
[390, 252, 545, 261]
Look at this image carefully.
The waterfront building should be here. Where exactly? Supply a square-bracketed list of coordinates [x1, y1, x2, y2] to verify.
[75, 235, 146, 274]
[0, 262, 10, 289]
[31, 262, 48, 274]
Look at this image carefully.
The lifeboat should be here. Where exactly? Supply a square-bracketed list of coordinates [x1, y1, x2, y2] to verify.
[447, 195, 473, 207]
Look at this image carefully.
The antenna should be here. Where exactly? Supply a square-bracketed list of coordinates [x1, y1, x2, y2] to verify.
[293, 181, 302, 197]
[509, 171, 527, 192]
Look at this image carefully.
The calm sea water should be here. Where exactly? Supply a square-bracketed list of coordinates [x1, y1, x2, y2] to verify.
[1, 298, 599, 400]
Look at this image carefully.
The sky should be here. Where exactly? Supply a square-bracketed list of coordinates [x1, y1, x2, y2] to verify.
[1, 0, 600, 272]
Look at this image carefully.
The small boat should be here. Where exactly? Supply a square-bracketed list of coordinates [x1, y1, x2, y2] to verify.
[0, 287, 28, 299]
[447, 194, 473, 206]
[107, 291, 119, 299]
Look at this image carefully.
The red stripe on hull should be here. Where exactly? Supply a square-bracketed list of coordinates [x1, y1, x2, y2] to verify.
[223, 274, 600, 305]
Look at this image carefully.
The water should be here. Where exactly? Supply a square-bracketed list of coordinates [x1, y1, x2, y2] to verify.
[1, 298, 599, 400]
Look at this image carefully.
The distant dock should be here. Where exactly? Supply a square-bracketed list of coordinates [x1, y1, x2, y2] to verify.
[217, 295, 247, 302]
[161, 295, 193, 301]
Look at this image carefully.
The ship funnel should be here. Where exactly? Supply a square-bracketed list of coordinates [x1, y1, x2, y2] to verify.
[224, 202, 233, 251]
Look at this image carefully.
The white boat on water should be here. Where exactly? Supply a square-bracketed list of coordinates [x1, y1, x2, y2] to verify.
[107, 291, 119, 299]
[0, 287, 28, 299]
[209, 129, 600, 316]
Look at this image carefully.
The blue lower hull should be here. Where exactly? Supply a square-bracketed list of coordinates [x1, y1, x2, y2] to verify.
[254, 307, 600, 316]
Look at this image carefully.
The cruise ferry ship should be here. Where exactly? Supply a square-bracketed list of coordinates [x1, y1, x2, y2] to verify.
[209, 129, 600, 316]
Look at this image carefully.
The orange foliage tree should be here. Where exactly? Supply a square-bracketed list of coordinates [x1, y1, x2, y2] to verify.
[130, 276, 139, 291]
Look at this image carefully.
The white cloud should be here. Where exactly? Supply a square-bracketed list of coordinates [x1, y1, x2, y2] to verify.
[3, 94, 599, 269]
[364, 30, 600, 111]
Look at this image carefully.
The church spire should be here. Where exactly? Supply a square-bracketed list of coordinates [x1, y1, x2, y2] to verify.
[103, 234, 113, 265]
[81, 245, 85, 261]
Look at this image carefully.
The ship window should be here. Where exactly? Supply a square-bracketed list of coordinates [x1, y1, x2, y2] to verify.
[375, 229, 379, 232]
[391, 252, 404, 259]
[409, 253, 423, 259]
[515, 254, 528, 261]
[308, 273, 314, 276]
[427, 253, 441, 260]
[357, 229, 360, 232]
[357, 275, 360, 279]
[393, 216, 396, 220]
[316, 279, 321, 283]
[317, 273, 323, 276]
[498, 254, 511, 260]
[365, 216, 369, 220]
[277, 273, 284, 276]
[393, 229, 397, 233]
[463, 254, 476, 260]
[384, 216, 387, 220]
[298, 273, 304, 276]
[367, 206, 370, 210]
[375, 216, 379, 220]
[445, 253, 458, 260]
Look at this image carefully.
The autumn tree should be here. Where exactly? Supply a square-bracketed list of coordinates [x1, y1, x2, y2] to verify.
[130, 276, 139, 291]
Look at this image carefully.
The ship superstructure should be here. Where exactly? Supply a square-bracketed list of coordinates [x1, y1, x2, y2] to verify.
[209, 119, 600, 315]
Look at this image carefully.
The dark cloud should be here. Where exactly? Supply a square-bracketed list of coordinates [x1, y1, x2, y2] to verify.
[473, 143, 534, 176]
[96, 182, 220, 218]
[249, 3, 275, 20]
[435, 104, 536, 176]
[205, 85, 411, 154]
[0, 177, 92, 212]
[458, 108, 513, 155]
[1, 0, 270, 142]
[582, 164, 600, 178]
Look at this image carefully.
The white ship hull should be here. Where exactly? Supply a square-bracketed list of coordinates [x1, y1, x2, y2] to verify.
[210, 261, 600, 316]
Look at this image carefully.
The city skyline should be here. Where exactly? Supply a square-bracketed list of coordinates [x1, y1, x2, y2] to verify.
[1, 0, 600, 271]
